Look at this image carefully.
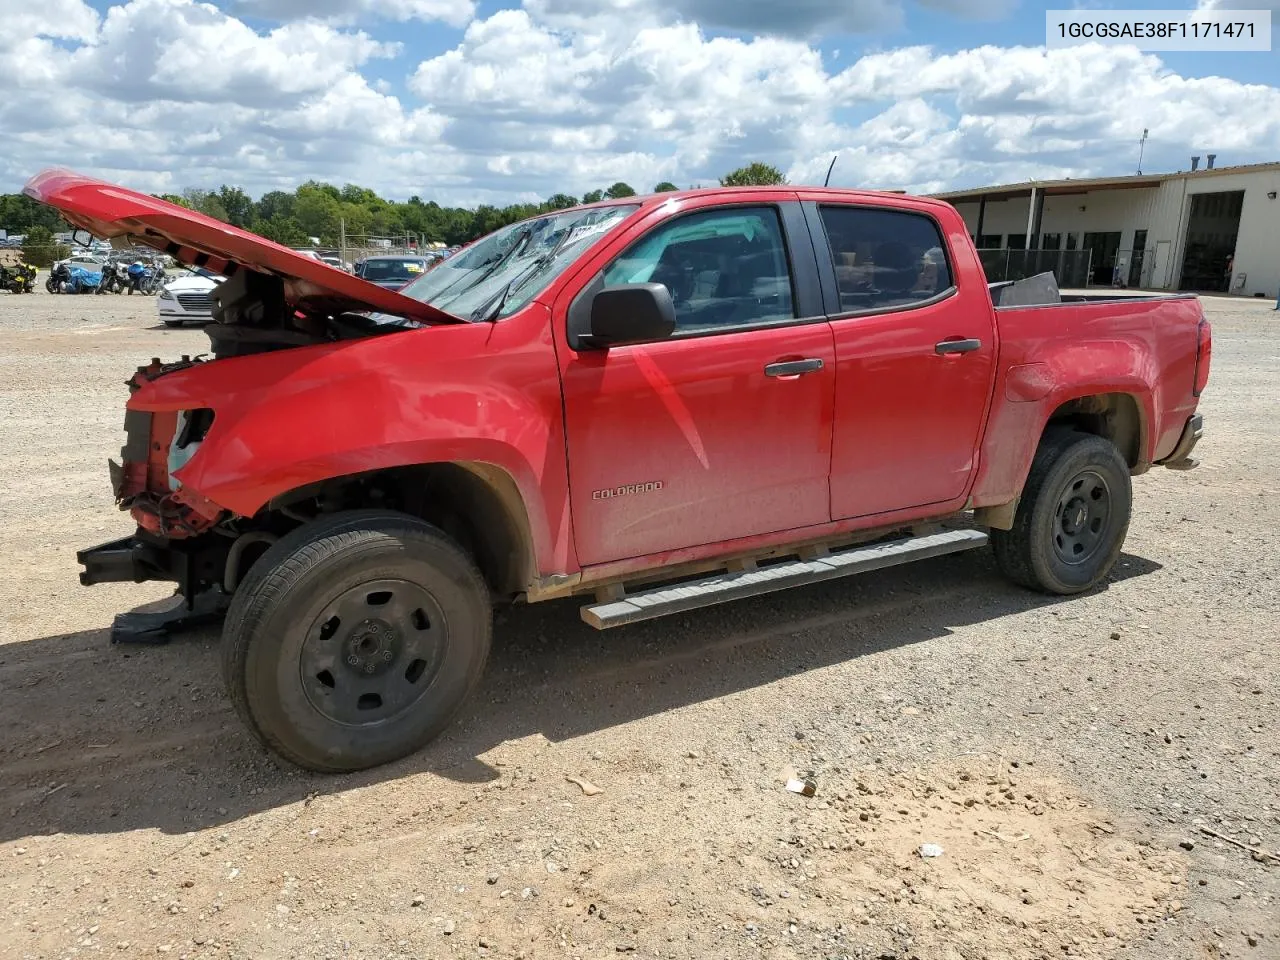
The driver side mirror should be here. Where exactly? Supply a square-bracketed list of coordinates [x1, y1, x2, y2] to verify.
[584, 283, 676, 348]
[71, 228, 95, 248]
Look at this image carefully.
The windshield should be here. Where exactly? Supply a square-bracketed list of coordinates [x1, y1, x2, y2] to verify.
[361, 259, 425, 282]
[401, 204, 640, 320]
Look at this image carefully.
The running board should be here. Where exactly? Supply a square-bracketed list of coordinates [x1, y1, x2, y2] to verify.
[580, 528, 989, 629]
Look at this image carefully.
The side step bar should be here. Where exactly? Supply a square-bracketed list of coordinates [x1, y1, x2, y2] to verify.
[580, 528, 989, 629]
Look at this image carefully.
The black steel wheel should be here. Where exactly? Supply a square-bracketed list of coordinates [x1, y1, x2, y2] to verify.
[1051, 469, 1113, 567]
[221, 510, 491, 772]
[991, 429, 1132, 595]
[298, 578, 447, 727]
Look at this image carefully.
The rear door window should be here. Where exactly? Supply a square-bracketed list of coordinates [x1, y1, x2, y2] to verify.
[818, 206, 954, 313]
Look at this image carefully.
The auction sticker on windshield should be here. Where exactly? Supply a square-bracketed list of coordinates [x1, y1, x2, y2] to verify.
[1047, 9, 1271, 50]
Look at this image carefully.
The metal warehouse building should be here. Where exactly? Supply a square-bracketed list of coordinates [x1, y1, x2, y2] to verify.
[933, 159, 1280, 299]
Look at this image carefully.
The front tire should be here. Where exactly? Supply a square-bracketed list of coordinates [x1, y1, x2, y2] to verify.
[221, 510, 492, 772]
[991, 429, 1132, 595]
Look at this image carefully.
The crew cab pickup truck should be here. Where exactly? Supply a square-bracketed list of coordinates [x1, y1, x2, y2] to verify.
[27, 170, 1211, 773]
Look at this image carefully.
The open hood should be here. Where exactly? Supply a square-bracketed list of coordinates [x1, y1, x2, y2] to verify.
[24, 169, 464, 325]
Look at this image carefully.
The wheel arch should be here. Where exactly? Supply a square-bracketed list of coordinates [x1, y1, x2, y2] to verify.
[973, 389, 1149, 530]
[264, 461, 539, 599]
[1043, 391, 1147, 470]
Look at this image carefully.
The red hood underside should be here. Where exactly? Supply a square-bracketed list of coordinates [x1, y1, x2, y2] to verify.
[24, 168, 462, 325]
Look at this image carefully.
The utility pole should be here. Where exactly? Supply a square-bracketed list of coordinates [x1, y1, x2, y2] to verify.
[339, 217, 346, 264]
[1137, 128, 1149, 175]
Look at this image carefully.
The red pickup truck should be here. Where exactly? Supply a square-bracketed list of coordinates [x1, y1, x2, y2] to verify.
[28, 170, 1210, 772]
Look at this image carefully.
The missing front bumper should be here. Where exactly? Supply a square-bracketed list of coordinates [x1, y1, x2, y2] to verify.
[77, 532, 228, 592]
[77, 535, 171, 586]
[78, 535, 232, 644]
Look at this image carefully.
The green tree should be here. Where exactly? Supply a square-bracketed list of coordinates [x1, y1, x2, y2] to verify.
[217, 185, 256, 228]
[21, 225, 64, 268]
[545, 193, 578, 210]
[300, 180, 342, 201]
[0, 193, 66, 234]
[582, 189, 604, 204]
[604, 182, 636, 199]
[256, 216, 309, 247]
[156, 193, 191, 208]
[294, 186, 343, 243]
[182, 188, 230, 222]
[719, 162, 788, 187]
[256, 190, 296, 223]
[653, 181, 679, 192]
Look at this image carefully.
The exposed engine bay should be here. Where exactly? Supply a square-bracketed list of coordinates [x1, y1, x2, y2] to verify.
[205, 268, 424, 358]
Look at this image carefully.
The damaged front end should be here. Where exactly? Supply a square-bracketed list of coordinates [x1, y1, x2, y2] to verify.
[78, 358, 231, 602]
[114, 359, 222, 538]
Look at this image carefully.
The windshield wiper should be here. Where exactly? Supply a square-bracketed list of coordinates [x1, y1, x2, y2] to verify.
[432, 228, 534, 315]
[470, 225, 579, 323]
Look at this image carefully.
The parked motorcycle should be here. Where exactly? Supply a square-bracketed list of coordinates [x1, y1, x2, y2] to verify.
[126, 259, 165, 294]
[48, 262, 102, 294]
[97, 259, 130, 294]
[0, 261, 37, 293]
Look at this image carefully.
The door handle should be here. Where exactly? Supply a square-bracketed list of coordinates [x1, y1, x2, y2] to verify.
[935, 338, 982, 355]
[765, 358, 824, 377]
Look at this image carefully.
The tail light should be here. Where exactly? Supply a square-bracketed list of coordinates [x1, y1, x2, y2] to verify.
[1193, 317, 1212, 397]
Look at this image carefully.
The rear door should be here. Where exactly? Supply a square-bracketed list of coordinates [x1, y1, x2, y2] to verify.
[555, 197, 836, 567]
[801, 197, 997, 520]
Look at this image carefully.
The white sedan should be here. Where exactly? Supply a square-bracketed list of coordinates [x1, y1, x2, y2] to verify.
[53, 252, 106, 271]
[157, 269, 222, 327]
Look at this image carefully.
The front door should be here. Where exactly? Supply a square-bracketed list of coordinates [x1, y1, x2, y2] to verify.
[803, 199, 997, 520]
[556, 202, 836, 568]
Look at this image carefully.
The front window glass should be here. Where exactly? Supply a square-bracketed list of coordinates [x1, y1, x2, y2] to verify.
[402, 204, 640, 320]
[601, 207, 795, 333]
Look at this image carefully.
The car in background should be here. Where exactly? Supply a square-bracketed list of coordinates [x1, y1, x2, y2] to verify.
[353, 255, 433, 290]
[157, 268, 223, 327]
[53, 252, 106, 272]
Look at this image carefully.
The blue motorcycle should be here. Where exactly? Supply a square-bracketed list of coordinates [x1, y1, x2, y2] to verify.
[126, 259, 165, 294]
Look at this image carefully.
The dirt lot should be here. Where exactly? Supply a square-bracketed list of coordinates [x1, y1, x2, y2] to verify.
[1, 284, 1277, 960]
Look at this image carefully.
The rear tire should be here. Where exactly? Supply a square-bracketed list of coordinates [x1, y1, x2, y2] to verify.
[991, 429, 1131, 595]
[221, 510, 492, 772]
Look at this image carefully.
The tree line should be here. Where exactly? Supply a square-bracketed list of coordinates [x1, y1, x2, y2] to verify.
[1, 163, 787, 255]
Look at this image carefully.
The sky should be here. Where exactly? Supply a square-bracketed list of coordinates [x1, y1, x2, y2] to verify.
[2, 0, 1278, 206]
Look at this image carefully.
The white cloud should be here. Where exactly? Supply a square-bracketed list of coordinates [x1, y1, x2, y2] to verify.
[0, 0, 100, 45]
[2, 0, 1279, 207]
[232, 0, 476, 28]
[408, 12, 1280, 197]
[80, 0, 400, 106]
[0, 0, 456, 200]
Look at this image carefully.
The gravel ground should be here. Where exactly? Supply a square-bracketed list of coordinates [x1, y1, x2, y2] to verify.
[1, 283, 1277, 960]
